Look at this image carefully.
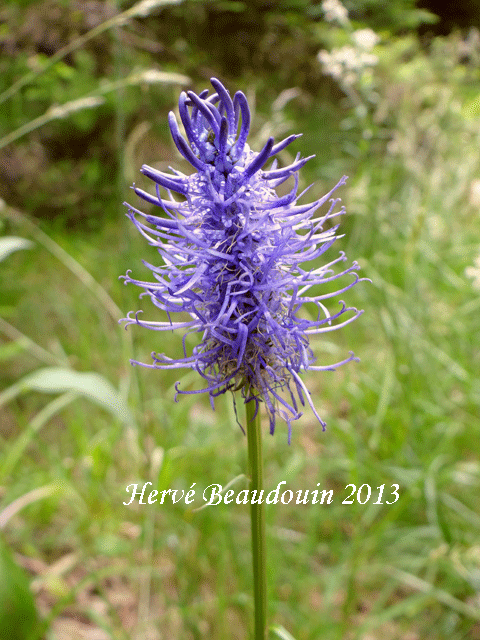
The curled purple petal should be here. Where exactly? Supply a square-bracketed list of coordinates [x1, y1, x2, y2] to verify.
[231, 91, 250, 160]
[140, 165, 188, 195]
[210, 77, 235, 131]
[241, 137, 274, 185]
[168, 111, 205, 171]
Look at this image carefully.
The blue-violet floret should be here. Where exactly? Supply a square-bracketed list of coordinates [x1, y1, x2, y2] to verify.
[121, 78, 364, 441]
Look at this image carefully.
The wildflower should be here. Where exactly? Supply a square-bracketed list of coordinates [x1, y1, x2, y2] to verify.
[121, 78, 364, 441]
[352, 29, 380, 51]
[318, 46, 378, 88]
[321, 0, 349, 26]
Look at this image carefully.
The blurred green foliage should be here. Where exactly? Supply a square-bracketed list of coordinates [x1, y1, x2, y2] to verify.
[0, 0, 440, 226]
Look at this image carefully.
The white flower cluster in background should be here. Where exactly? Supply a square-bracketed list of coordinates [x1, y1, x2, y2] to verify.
[318, 44, 378, 87]
[321, 0, 349, 25]
[352, 28, 380, 51]
[318, 29, 379, 89]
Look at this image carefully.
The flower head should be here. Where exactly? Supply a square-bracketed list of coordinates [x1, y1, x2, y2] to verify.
[121, 78, 364, 441]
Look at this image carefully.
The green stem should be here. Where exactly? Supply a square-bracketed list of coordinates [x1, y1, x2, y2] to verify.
[246, 399, 267, 640]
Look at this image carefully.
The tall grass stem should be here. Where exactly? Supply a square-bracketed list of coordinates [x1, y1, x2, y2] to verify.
[246, 399, 267, 639]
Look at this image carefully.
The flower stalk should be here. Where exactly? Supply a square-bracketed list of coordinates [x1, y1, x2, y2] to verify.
[121, 77, 366, 637]
[246, 398, 267, 639]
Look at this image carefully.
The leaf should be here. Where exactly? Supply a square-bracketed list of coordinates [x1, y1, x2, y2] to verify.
[269, 625, 298, 640]
[0, 236, 33, 263]
[27, 367, 135, 425]
[192, 474, 247, 513]
[0, 485, 59, 530]
[0, 535, 39, 640]
[0, 340, 27, 363]
[385, 566, 480, 620]
[0, 394, 77, 483]
[0, 367, 135, 427]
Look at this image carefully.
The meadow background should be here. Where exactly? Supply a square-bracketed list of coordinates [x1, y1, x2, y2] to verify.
[1, 0, 479, 638]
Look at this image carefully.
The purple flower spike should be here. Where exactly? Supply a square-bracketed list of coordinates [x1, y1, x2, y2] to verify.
[121, 78, 366, 441]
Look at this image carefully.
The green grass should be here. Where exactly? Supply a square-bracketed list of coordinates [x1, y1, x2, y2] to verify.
[1, 20, 480, 640]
